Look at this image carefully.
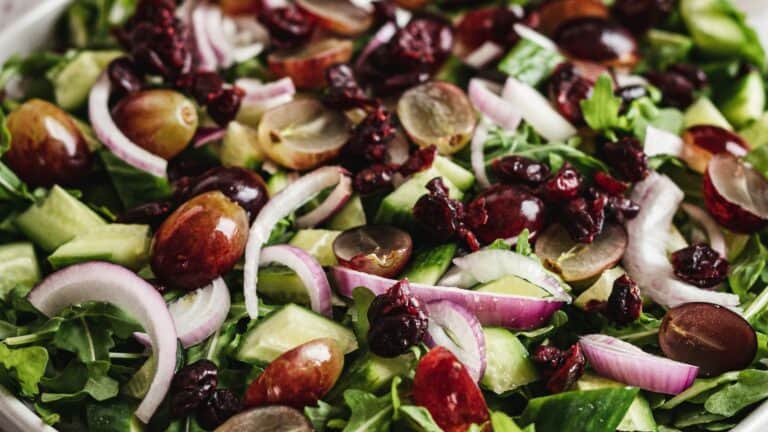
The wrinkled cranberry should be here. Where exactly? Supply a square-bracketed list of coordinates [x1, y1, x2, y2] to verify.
[555, 18, 637, 66]
[323, 63, 375, 111]
[342, 107, 397, 171]
[108, 57, 143, 97]
[368, 280, 428, 357]
[129, 19, 190, 80]
[197, 389, 242, 430]
[605, 195, 640, 223]
[601, 137, 649, 182]
[671, 244, 729, 288]
[259, 5, 315, 49]
[179, 72, 225, 105]
[532, 344, 586, 393]
[594, 171, 628, 195]
[548, 63, 594, 124]
[353, 164, 396, 195]
[455, 7, 526, 53]
[562, 193, 607, 243]
[117, 201, 175, 229]
[605, 275, 642, 324]
[466, 184, 547, 244]
[540, 163, 583, 201]
[615, 85, 648, 111]
[170, 360, 218, 418]
[413, 178, 474, 247]
[493, 155, 551, 186]
[612, 0, 674, 34]
[207, 86, 245, 126]
[399, 146, 437, 177]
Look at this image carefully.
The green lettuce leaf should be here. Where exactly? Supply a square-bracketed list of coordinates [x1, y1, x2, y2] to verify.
[705, 369, 768, 416]
[0, 342, 48, 397]
[519, 388, 638, 432]
[580, 75, 623, 133]
[342, 389, 393, 432]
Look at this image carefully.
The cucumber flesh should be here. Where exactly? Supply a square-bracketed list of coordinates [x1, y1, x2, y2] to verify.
[476, 275, 551, 298]
[0, 243, 40, 299]
[576, 373, 656, 432]
[575, 267, 626, 309]
[683, 97, 733, 130]
[481, 327, 538, 394]
[236, 304, 358, 364]
[15, 186, 106, 252]
[48, 224, 151, 270]
[375, 169, 462, 226]
[434, 156, 475, 191]
[326, 194, 366, 231]
[720, 71, 765, 129]
[327, 352, 414, 401]
[740, 112, 768, 148]
[401, 244, 457, 285]
[51, 51, 121, 110]
[258, 265, 311, 305]
[288, 229, 341, 266]
[221, 121, 263, 169]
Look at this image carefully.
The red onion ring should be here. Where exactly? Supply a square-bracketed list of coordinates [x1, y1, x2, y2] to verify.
[502, 77, 577, 142]
[296, 172, 352, 228]
[261, 245, 333, 316]
[244, 166, 347, 318]
[354, 22, 396, 69]
[191, 4, 219, 71]
[203, 4, 233, 67]
[332, 266, 566, 329]
[192, 127, 227, 148]
[237, 77, 296, 105]
[463, 41, 504, 69]
[89, 73, 168, 178]
[27, 262, 177, 423]
[580, 334, 699, 395]
[470, 119, 492, 188]
[644, 125, 683, 157]
[681, 203, 727, 257]
[469, 79, 523, 131]
[425, 300, 487, 382]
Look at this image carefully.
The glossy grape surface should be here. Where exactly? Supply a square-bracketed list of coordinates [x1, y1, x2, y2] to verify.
[333, 225, 413, 278]
[4, 99, 92, 187]
[151, 191, 249, 290]
[180, 166, 269, 221]
[466, 184, 546, 244]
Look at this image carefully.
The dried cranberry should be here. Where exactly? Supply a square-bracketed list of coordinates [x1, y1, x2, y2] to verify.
[594, 171, 628, 195]
[605, 275, 642, 324]
[671, 244, 729, 288]
[170, 360, 218, 418]
[605, 195, 640, 223]
[178, 72, 225, 105]
[601, 137, 649, 182]
[455, 7, 526, 53]
[129, 20, 190, 79]
[207, 86, 245, 126]
[548, 62, 594, 124]
[540, 163, 583, 201]
[413, 177, 466, 242]
[466, 184, 547, 244]
[612, 0, 674, 34]
[342, 107, 396, 171]
[667, 63, 708, 89]
[353, 164, 396, 195]
[197, 389, 242, 430]
[532, 344, 586, 393]
[108, 57, 143, 97]
[555, 17, 637, 66]
[259, 5, 315, 49]
[492, 155, 551, 186]
[562, 193, 607, 243]
[367, 280, 428, 357]
[323, 63, 375, 111]
[399, 146, 437, 177]
[117, 201, 175, 229]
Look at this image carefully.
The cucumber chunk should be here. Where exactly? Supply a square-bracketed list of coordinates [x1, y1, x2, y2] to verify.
[0, 243, 40, 299]
[476, 275, 552, 298]
[15, 186, 106, 252]
[434, 156, 475, 191]
[236, 304, 358, 364]
[576, 373, 657, 432]
[327, 352, 414, 401]
[402, 244, 457, 285]
[720, 70, 765, 129]
[375, 169, 463, 226]
[481, 327, 538, 394]
[683, 97, 732, 130]
[258, 265, 309, 305]
[86, 399, 142, 432]
[220, 121, 264, 169]
[288, 229, 341, 266]
[326, 194, 366, 231]
[50, 51, 121, 111]
[48, 224, 151, 270]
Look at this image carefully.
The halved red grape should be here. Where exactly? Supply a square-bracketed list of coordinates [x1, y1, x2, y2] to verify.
[703, 154, 768, 233]
[296, 0, 372, 36]
[217, 406, 312, 432]
[333, 225, 413, 278]
[681, 125, 749, 174]
[535, 223, 627, 284]
[659, 302, 756, 377]
[268, 38, 354, 89]
[465, 184, 546, 245]
[555, 17, 638, 67]
[453, 7, 525, 57]
[4, 99, 92, 187]
[537, 0, 609, 35]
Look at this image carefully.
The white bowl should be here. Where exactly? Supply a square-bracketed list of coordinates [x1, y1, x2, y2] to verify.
[1, 1, 767, 431]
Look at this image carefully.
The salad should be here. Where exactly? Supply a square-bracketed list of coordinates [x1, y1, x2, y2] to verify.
[1, 0, 768, 430]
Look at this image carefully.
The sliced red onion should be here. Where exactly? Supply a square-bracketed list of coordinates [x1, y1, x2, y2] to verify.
[27, 262, 177, 423]
[89, 73, 167, 178]
[438, 266, 480, 288]
[193, 127, 227, 148]
[191, 4, 219, 72]
[237, 77, 296, 105]
[451, 249, 571, 301]
[580, 334, 698, 395]
[134, 278, 230, 348]
[470, 118, 493, 189]
[502, 77, 577, 142]
[623, 173, 740, 309]
[425, 300, 486, 382]
[513, 23, 558, 51]
[644, 125, 683, 157]
[355, 22, 396, 69]
[614, 72, 648, 88]
[244, 166, 347, 318]
[228, 17, 269, 62]
[296, 172, 352, 228]
[261, 245, 332, 316]
[681, 203, 727, 257]
[332, 266, 565, 329]
[469, 79, 523, 132]
[203, 5, 233, 66]
[387, 131, 410, 165]
[464, 41, 504, 69]
[0, 385, 57, 432]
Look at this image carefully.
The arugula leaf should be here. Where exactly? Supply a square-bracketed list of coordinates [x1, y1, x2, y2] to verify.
[491, 411, 527, 432]
[603, 313, 661, 347]
[705, 369, 768, 416]
[0, 342, 48, 397]
[305, 400, 346, 432]
[515, 229, 532, 257]
[64, 0, 138, 48]
[52, 317, 115, 363]
[99, 149, 172, 209]
[661, 372, 740, 409]
[487, 239, 512, 251]
[640, 29, 694, 70]
[342, 389, 393, 432]
[40, 360, 119, 403]
[0, 109, 10, 156]
[498, 38, 564, 86]
[741, 113, 768, 147]
[398, 406, 443, 432]
[728, 235, 767, 300]
[580, 75, 623, 133]
[744, 145, 768, 177]
[519, 388, 638, 432]
[351, 287, 376, 347]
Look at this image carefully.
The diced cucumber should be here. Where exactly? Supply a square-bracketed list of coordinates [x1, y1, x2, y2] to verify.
[476, 275, 551, 298]
[15, 186, 106, 252]
[288, 229, 341, 266]
[498, 37, 564, 87]
[643, 30, 693, 68]
[481, 327, 538, 394]
[327, 352, 414, 401]
[402, 244, 457, 285]
[434, 156, 475, 191]
[220, 121, 264, 169]
[48, 224, 151, 270]
[576, 373, 656, 432]
[258, 265, 310, 305]
[266, 171, 292, 196]
[0, 243, 40, 299]
[720, 70, 765, 129]
[86, 399, 142, 432]
[326, 194, 366, 231]
[741, 112, 768, 148]
[236, 304, 358, 364]
[375, 169, 462, 226]
[683, 97, 732, 130]
[574, 267, 626, 309]
[50, 51, 121, 111]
